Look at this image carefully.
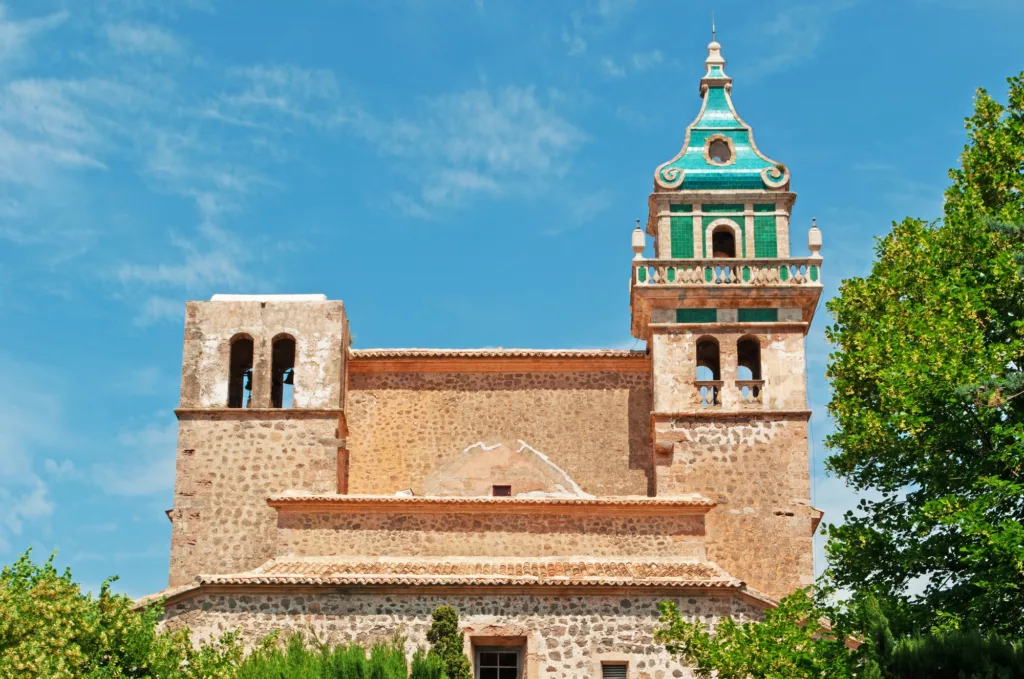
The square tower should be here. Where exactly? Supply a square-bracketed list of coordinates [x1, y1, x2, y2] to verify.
[630, 40, 824, 598]
[169, 294, 349, 586]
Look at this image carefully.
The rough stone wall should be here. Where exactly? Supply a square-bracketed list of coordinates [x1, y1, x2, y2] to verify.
[275, 510, 706, 559]
[169, 415, 340, 586]
[161, 590, 764, 678]
[345, 370, 652, 496]
[180, 300, 348, 409]
[653, 416, 814, 598]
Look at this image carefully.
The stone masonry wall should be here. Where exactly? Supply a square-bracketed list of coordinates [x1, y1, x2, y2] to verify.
[345, 370, 652, 496]
[169, 414, 340, 586]
[162, 590, 764, 679]
[275, 510, 706, 559]
[653, 416, 814, 598]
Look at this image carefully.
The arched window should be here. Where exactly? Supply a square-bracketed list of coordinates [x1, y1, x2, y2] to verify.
[695, 336, 721, 407]
[737, 337, 762, 380]
[737, 336, 763, 404]
[271, 335, 296, 409]
[711, 226, 736, 258]
[696, 337, 721, 380]
[228, 336, 253, 408]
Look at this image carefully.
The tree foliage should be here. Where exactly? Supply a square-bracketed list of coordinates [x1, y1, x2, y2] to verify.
[425, 606, 470, 679]
[0, 550, 243, 678]
[656, 588, 1024, 679]
[653, 589, 877, 679]
[823, 72, 1024, 637]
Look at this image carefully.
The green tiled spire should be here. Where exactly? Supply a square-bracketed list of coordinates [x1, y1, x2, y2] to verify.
[654, 41, 788, 192]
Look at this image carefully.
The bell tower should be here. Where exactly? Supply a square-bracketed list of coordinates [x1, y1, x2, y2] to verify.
[630, 40, 824, 598]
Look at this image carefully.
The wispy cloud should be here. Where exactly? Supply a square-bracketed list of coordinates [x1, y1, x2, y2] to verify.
[204, 64, 351, 129]
[0, 5, 68, 66]
[743, 3, 856, 77]
[92, 416, 177, 497]
[0, 354, 64, 553]
[104, 22, 183, 55]
[368, 86, 586, 212]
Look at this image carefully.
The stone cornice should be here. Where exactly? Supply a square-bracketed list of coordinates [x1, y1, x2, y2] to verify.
[174, 408, 345, 420]
[348, 349, 649, 374]
[652, 410, 812, 421]
[266, 493, 715, 515]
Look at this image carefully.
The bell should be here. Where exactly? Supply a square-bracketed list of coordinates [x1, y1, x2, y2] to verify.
[243, 370, 253, 391]
[283, 369, 294, 385]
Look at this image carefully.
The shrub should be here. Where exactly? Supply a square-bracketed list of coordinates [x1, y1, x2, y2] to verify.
[425, 606, 471, 679]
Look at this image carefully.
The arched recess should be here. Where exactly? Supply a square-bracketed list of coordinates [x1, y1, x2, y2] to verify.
[271, 333, 296, 408]
[227, 334, 254, 408]
[695, 336, 722, 407]
[736, 335, 764, 404]
[695, 336, 721, 380]
[703, 218, 742, 258]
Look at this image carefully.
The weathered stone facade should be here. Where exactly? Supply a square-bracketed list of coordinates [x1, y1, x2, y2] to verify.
[144, 39, 825, 678]
[161, 590, 764, 679]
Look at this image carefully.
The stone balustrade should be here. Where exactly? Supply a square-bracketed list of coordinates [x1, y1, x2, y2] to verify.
[696, 380, 723, 407]
[633, 258, 821, 287]
[736, 380, 764, 405]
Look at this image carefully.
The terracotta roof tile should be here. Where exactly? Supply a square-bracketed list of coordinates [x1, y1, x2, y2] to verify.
[200, 558, 740, 588]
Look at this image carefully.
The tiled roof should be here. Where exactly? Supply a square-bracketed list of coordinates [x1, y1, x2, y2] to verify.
[200, 557, 739, 589]
[349, 348, 647, 360]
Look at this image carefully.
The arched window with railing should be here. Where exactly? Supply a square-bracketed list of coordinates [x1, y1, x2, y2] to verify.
[737, 336, 763, 405]
[695, 336, 721, 407]
[227, 335, 254, 408]
[271, 334, 296, 408]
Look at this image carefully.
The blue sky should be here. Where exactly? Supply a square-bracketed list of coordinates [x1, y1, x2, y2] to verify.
[1, 0, 1023, 599]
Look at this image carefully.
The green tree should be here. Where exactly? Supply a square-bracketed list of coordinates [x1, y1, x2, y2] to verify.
[0, 550, 243, 678]
[653, 589, 877, 679]
[425, 606, 471, 679]
[823, 72, 1024, 637]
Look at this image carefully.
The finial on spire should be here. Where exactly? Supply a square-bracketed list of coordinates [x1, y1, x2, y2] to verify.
[711, 11, 716, 42]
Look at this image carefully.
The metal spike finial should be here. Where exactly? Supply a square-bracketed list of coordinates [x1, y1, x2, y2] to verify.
[711, 12, 716, 41]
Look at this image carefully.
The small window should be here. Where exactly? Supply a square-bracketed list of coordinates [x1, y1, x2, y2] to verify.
[476, 648, 520, 679]
[227, 336, 253, 408]
[271, 335, 296, 409]
[492, 485, 512, 497]
[602, 664, 628, 679]
[708, 138, 732, 164]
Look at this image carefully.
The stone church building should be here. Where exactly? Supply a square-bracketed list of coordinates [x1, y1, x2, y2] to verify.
[143, 40, 824, 678]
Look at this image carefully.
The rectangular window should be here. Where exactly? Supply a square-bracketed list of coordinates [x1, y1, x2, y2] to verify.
[670, 216, 694, 258]
[476, 648, 520, 679]
[753, 215, 778, 258]
[737, 308, 778, 322]
[602, 664, 628, 679]
[676, 309, 717, 323]
[492, 485, 511, 497]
